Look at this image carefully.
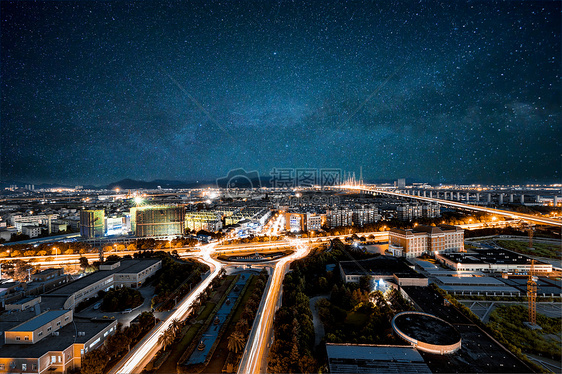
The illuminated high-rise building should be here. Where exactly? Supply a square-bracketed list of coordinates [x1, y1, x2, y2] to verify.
[80, 209, 105, 238]
[135, 206, 184, 237]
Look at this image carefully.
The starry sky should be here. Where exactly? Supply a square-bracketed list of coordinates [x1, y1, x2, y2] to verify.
[1, 1, 560, 186]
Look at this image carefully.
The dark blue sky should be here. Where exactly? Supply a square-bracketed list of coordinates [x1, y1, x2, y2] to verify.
[1, 1, 560, 185]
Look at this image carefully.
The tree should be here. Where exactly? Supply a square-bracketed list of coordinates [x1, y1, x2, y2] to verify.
[157, 326, 175, 351]
[81, 348, 107, 374]
[227, 331, 246, 353]
[171, 318, 182, 335]
[359, 276, 371, 293]
[106, 332, 131, 357]
[79, 256, 89, 269]
[106, 255, 121, 262]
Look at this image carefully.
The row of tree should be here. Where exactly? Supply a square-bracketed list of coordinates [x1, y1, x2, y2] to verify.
[227, 272, 268, 356]
[149, 254, 209, 311]
[0, 241, 93, 258]
[81, 312, 157, 374]
[268, 272, 317, 374]
[100, 287, 144, 312]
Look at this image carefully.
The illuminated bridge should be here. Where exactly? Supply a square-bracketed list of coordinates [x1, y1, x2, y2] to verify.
[335, 186, 562, 227]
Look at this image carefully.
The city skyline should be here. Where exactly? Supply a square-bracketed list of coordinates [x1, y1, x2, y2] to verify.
[1, 1, 560, 185]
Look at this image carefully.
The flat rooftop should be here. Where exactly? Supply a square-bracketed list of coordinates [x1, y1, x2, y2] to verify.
[34, 268, 62, 276]
[46, 259, 161, 296]
[340, 255, 417, 276]
[442, 248, 549, 266]
[440, 285, 522, 294]
[326, 343, 432, 374]
[435, 276, 505, 286]
[9, 310, 69, 332]
[1, 317, 115, 358]
[9, 296, 40, 305]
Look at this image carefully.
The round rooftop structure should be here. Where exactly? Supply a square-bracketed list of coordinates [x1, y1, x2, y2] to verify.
[392, 311, 461, 355]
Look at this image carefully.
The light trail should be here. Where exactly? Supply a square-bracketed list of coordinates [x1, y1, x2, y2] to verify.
[338, 186, 562, 227]
[237, 239, 310, 374]
[112, 243, 223, 374]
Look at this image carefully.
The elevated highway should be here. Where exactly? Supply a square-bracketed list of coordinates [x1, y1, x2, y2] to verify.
[338, 186, 562, 227]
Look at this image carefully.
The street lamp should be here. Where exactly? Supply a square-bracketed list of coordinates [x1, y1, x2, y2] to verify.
[53, 247, 58, 260]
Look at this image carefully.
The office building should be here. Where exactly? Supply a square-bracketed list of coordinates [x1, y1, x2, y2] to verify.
[436, 249, 553, 275]
[389, 225, 464, 258]
[0, 260, 160, 374]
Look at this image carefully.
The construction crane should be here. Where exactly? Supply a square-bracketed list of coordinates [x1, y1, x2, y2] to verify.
[527, 259, 538, 326]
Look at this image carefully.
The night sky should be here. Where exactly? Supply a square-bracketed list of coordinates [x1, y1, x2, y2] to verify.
[1, 1, 560, 186]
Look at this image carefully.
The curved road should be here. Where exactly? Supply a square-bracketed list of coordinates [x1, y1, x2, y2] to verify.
[110, 243, 223, 374]
[237, 239, 311, 374]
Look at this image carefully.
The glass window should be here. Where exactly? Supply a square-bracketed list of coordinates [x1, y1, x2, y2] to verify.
[22, 364, 27, 371]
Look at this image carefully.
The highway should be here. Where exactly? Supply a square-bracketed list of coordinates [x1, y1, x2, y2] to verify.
[110, 243, 223, 374]
[340, 186, 562, 227]
[237, 239, 311, 374]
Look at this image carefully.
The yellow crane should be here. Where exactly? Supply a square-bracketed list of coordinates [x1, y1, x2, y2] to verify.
[527, 259, 537, 326]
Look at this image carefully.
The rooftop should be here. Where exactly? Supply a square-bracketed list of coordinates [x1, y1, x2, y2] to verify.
[9, 310, 69, 332]
[45, 259, 161, 296]
[9, 296, 40, 305]
[1, 317, 115, 358]
[393, 313, 461, 346]
[435, 276, 505, 286]
[391, 224, 463, 236]
[441, 248, 551, 266]
[340, 255, 417, 277]
[326, 343, 432, 374]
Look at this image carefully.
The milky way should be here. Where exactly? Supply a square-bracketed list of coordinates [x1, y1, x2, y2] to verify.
[1, 1, 560, 185]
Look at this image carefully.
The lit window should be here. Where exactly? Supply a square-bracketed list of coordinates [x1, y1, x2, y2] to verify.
[22, 364, 27, 371]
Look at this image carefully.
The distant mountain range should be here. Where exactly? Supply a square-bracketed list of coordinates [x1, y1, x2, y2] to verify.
[106, 179, 212, 190]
